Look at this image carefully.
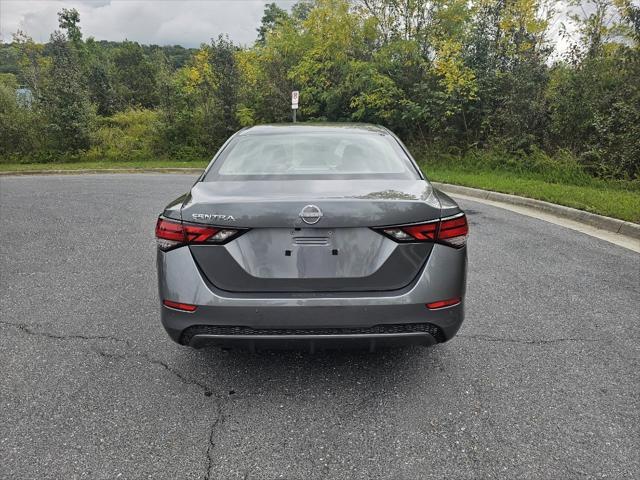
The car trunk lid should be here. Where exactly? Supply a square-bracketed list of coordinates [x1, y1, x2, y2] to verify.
[183, 180, 441, 293]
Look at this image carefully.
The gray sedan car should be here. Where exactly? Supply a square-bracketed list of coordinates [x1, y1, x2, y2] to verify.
[156, 124, 467, 351]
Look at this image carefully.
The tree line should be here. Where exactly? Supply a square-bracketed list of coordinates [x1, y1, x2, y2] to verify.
[0, 0, 638, 180]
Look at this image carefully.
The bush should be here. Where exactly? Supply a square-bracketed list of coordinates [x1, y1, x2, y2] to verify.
[412, 145, 615, 188]
[0, 77, 47, 163]
[85, 108, 159, 162]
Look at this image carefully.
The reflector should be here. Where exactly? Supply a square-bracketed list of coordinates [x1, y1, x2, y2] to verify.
[163, 300, 197, 312]
[426, 297, 461, 309]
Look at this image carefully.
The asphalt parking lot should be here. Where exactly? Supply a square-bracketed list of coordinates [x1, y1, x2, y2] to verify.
[1, 174, 638, 479]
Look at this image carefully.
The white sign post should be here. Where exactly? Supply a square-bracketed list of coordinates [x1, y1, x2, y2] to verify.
[291, 90, 299, 122]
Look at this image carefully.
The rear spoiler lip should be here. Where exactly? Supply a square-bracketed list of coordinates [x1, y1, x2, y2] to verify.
[161, 193, 189, 221]
[430, 187, 463, 218]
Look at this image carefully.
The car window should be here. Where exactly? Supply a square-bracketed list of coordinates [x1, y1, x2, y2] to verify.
[205, 132, 419, 180]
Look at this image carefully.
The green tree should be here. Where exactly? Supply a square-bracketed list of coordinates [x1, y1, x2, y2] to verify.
[548, 0, 640, 178]
[12, 31, 49, 100]
[42, 30, 92, 153]
[112, 41, 161, 109]
[211, 35, 242, 136]
[239, 10, 306, 124]
[257, 3, 289, 44]
[87, 61, 117, 116]
[288, 0, 375, 120]
[461, 0, 554, 151]
[0, 74, 45, 160]
[156, 36, 241, 157]
[57, 8, 82, 45]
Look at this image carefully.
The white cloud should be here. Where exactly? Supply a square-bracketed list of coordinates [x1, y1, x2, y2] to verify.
[0, 0, 297, 46]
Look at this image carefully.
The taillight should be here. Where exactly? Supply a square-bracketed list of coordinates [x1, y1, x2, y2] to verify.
[437, 214, 468, 248]
[377, 213, 468, 248]
[155, 217, 244, 251]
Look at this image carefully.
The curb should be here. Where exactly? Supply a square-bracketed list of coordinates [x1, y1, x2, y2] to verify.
[1, 167, 637, 241]
[433, 182, 640, 240]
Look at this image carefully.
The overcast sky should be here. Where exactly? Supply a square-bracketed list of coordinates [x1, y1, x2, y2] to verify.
[0, 0, 298, 46]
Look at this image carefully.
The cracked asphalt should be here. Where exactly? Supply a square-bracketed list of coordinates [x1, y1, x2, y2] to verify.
[1, 174, 638, 480]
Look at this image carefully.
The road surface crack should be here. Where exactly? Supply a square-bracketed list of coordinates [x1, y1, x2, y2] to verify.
[0, 319, 129, 345]
[204, 400, 226, 480]
[0, 319, 219, 393]
[1, 319, 226, 477]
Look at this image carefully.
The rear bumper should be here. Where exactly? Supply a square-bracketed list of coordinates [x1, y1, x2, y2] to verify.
[186, 333, 438, 352]
[157, 243, 467, 349]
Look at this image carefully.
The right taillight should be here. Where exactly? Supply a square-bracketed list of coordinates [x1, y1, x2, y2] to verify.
[377, 213, 468, 248]
[436, 214, 468, 248]
[155, 217, 245, 251]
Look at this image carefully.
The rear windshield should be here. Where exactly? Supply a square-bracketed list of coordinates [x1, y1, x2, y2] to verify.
[204, 132, 420, 181]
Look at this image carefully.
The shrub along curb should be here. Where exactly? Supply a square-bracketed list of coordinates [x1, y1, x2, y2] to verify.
[433, 182, 640, 240]
[1, 167, 637, 240]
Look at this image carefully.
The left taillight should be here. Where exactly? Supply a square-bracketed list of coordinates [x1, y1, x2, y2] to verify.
[377, 213, 468, 248]
[155, 217, 244, 251]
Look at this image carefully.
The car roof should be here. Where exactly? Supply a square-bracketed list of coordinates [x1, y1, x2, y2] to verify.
[238, 123, 391, 136]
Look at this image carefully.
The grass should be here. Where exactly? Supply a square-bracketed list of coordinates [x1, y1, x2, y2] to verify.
[0, 159, 208, 171]
[423, 165, 640, 223]
[1, 156, 638, 223]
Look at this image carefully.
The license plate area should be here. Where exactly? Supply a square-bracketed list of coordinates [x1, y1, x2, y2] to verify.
[285, 229, 338, 276]
[291, 228, 333, 247]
